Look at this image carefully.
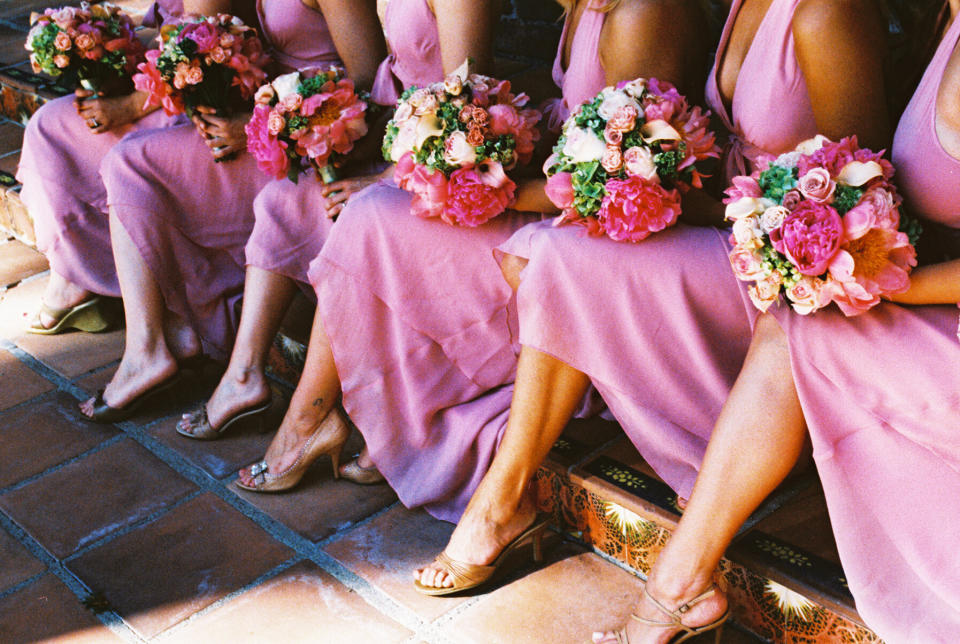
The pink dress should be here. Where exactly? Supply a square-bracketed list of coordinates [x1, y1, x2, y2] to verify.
[99, 0, 339, 359]
[311, 2, 609, 522]
[768, 20, 960, 641]
[16, 0, 184, 298]
[499, 0, 815, 499]
[241, 0, 443, 292]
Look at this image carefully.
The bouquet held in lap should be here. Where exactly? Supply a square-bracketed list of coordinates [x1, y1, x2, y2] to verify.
[383, 66, 541, 227]
[544, 78, 719, 242]
[725, 135, 919, 315]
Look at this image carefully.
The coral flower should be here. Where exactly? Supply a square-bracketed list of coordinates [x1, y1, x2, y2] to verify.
[597, 175, 682, 242]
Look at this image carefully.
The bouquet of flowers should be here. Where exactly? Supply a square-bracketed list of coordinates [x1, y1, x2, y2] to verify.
[381, 68, 541, 227]
[133, 13, 270, 117]
[26, 2, 145, 96]
[543, 78, 719, 242]
[245, 68, 369, 184]
[725, 136, 919, 316]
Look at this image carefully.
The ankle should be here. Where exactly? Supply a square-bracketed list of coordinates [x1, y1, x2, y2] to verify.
[646, 569, 718, 608]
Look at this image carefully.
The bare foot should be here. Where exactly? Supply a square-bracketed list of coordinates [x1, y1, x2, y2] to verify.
[178, 364, 270, 435]
[237, 403, 337, 487]
[592, 577, 728, 644]
[37, 272, 92, 329]
[79, 346, 178, 416]
[413, 488, 539, 591]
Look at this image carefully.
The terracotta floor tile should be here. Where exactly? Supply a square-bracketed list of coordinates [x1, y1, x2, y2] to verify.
[0, 574, 123, 643]
[323, 505, 468, 621]
[0, 390, 117, 488]
[0, 439, 196, 558]
[0, 348, 52, 409]
[0, 526, 45, 593]
[67, 493, 293, 639]
[157, 561, 412, 643]
[0, 273, 45, 340]
[230, 450, 397, 541]
[0, 238, 46, 288]
[16, 326, 125, 378]
[441, 545, 647, 644]
[73, 365, 216, 426]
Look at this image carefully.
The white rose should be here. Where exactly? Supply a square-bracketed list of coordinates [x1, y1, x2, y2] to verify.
[620, 78, 647, 99]
[732, 216, 764, 249]
[271, 72, 301, 102]
[623, 146, 658, 182]
[562, 127, 606, 164]
[443, 131, 477, 167]
[759, 206, 790, 233]
[596, 88, 640, 120]
[771, 152, 800, 169]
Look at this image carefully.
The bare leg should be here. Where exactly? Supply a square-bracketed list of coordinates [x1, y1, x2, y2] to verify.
[593, 314, 806, 643]
[37, 269, 92, 328]
[415, 344, 591, 589]
[79, 207, 199, 416]
[179, 267, 295, 433]
[237, 308, 343, 486]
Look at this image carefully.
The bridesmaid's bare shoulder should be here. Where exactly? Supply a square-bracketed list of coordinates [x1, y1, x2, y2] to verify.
[791, 0, 886, 50]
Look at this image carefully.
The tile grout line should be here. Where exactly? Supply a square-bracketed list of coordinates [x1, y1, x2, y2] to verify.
[0, 431, 126, 495]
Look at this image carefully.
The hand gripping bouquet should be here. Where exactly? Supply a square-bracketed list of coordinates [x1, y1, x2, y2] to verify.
[133, 13, 270, 117]
[26, 2, 145, 96]
[543, 78, 720, 242]
[245, 67, 369, 184]
[725, 136, 920, 315]
[381, 65, 541, 227]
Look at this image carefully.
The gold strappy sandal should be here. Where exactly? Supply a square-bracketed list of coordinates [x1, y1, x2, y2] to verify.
[413, 513, 550, 596]
[609, 584, 729, 644]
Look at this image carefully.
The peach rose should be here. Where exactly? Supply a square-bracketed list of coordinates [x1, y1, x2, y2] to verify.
[798, 167, 836, 204]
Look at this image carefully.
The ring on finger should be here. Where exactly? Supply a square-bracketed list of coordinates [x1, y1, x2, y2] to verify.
[87, 118, 100, 129]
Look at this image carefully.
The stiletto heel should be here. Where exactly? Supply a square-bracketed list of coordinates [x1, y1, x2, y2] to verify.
[532, 530, 544, 563]
[236, 408, 351, 492]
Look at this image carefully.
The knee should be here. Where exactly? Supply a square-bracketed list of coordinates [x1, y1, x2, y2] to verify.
[499, 253, 528, 292]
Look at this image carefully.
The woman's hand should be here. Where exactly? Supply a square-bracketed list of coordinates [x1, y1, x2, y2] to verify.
[321, 166, 393, 219]
[74, 90, 144, 133]
[191, 105, 249, 160]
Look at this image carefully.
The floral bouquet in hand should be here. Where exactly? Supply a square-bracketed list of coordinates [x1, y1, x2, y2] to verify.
[544, 78, 719, 242]
[382, 66, 541, 227]
[133, 13, 270, 117]
[725, 136, 920, 315]
[26, 2, 145, 96]
[245, 68, 369, 184]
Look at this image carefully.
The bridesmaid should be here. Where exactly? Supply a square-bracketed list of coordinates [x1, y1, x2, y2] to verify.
[175, 1, 385, 440]
[17, 0, 183, 334]
[78, 0, 382, 421]
[417, 0, 891, 611]
[233, 0, 503, 492]
[597, 2, 960, 641]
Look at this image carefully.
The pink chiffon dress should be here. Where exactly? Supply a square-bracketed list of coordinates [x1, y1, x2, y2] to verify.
[16, 0, 184, 298]
[499, 0, 816, 500]
[766, 19, 960, 641]
[242, 0, 441, 292]
[99, 0, 339, 359]
[310, 2, 609, 522]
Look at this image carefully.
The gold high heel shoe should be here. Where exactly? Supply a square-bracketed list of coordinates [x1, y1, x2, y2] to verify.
[604, 584, 729, 644]
[236, 408, 350, 492]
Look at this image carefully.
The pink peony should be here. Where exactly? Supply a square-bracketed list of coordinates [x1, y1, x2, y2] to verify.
[487, 104, 540, 166]
[246, 104, 289, 179]
[545, 172, 575, 211]
[643, 78, 686, 123]
[844, 186, 900, 234]
[596, 175, 682, 242]
[180, 21, 218, 53]
[769, 201, 844, 276]
[797, 167, 836, 203]
[395, 152, 449, 218]
[442, 161, 516, 226]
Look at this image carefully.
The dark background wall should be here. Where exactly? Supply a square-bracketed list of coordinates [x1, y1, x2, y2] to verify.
[495, 0, 564, 63]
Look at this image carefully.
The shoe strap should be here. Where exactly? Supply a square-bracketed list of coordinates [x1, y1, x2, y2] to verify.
[631, 585, 717, 630]
[434, 551, 495, 587]
[247, 460, 270, 484]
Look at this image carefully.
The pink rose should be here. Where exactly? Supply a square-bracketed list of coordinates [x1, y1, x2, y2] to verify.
[54, 31, 72, 51]
[185, 65, 204, 85]
[53, 54, 70, 68]
[601, 145, 623, 174]
[748, 273, 783, 312]
[393, 101, 414, 123]
[729, 247, 765, 281]
[623, 146, 658, 182]
[760, 206, 790, 233]
[210, 46, 228, 64]
[781, 188, 803, 210]
[607, 104, 638, 132]
[732, 216, 763, 248]
[785, 277, 825, 315]
[442, 161, 516, 226]
[798, 167, 836, 203]
[769, 200, 844, 276]
[545, 172, 575, 211]
[280, 93, 302, 112]
[267, 111, 285, 136]
[844, 186, 899, 235]
[596, 174, 682, 242]
[75, 33, 95, 50]
[603, 126, 623, 146]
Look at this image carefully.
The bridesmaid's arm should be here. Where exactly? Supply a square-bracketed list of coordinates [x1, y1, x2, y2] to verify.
[184, 0, 235, 14]
[431, 0, 498, 75]
[793, 0, 891, 149]
[316, 0, 386, 90]
[513, 178, 557, 214]
[886, 259, 960, 305]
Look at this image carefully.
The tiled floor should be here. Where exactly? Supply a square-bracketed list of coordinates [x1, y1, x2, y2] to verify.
[0, 245, 765, 643]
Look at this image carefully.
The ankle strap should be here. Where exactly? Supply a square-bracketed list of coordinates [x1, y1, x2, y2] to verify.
[631, 585, 717, 628]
